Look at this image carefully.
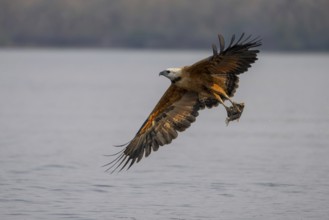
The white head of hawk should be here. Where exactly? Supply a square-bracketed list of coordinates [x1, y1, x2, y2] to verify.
[159, 68, 183, 82]
[106, 33, 261, 173]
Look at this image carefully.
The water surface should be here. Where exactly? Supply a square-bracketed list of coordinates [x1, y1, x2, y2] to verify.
[0, 50, 329, 220]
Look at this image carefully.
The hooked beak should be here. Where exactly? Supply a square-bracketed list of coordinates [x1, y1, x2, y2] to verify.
[159, 70, 169, 77]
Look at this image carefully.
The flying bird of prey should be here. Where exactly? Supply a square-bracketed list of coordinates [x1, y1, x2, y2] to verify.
[106, 34, 261, 172]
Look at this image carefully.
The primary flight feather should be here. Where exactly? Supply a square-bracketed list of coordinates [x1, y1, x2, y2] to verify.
[106, 33, 261, 173]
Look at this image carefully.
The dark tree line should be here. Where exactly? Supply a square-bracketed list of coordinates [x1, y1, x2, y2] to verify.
[0, 0, 328, 51]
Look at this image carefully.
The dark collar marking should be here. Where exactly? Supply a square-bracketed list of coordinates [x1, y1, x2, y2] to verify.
[171, 77, 182, 84]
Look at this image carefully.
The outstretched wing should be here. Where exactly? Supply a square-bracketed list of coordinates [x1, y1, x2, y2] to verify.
[186, 33, 262, 76]
[185, 33, 261, 102]
[105, 85, 200, 173]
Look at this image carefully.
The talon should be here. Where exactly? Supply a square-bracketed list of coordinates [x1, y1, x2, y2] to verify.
[232, 102, 244, 113]
[225, 102, 245, 125]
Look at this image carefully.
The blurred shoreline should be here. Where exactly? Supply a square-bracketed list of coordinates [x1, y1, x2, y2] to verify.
[1, 0, 328, 51]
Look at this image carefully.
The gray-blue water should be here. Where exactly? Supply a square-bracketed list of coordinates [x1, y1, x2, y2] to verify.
[0, 50, 329, 220]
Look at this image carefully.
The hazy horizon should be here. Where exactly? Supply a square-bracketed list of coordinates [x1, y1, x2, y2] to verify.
[1, 0, 328, 51]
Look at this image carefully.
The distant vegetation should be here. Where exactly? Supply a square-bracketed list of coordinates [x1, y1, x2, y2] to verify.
[0, 0, 328, 51]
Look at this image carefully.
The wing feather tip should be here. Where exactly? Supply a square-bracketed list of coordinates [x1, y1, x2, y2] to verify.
[212, 44, 218, 56]
[218, 34, 225, 52]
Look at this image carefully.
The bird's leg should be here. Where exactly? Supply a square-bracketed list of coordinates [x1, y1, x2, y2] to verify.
[213, 93, 244, 125]
[225, 95, 244, 112]
[212, 93, 230, 110]
[222, 94, 245, 125]
[224, 102, 245, 125]
[210, 84, 245, 124]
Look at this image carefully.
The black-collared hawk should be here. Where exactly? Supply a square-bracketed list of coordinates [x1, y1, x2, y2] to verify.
[106, 34, 261, 173]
